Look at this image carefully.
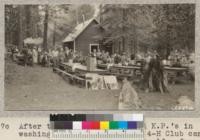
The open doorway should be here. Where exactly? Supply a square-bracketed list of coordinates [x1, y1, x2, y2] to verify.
[104, 46, 113, 55]
[63, 41, 74, 51]
[89, 44, 99, 53]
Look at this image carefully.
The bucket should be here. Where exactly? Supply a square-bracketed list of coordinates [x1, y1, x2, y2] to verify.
[87, 56, 96, 71]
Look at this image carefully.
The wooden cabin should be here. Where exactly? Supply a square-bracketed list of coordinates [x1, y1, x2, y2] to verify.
[62, 19, 104, 56]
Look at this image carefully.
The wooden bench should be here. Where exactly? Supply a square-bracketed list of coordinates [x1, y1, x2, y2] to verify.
[53, 67, 85, 87]
[109, 67, 133, 79]
[164, 66, 189, 84]
[59, 63, 74, 74]
[97, 64, 108, 70]
[108, 65, 143, 81]
[53, 67, 73, 77]
[73, 75, 85, 87]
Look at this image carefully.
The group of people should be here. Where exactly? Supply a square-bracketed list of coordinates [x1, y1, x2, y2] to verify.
[10, 45, 194, 94]
[168, 49, 195, 67]
[91, 49, 195, 68]
[91, 49, 194, 94]
[14, 46, 193, 69]
[90, 49, 138, 66]
[11, 45, 86, 67]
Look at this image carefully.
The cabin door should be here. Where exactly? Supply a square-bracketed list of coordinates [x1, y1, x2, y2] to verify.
[89, 44, 99, 53]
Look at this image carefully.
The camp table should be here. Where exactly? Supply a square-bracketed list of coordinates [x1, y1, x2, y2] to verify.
[163, 66, 189, 84]
[59, 62, 74, 74]
[53, 67, 86, 87]
[60, 62, 108, 76]
[75, 65, 108, 76]
[97, 64, 108, 70]
[73, 65, 108, 89]
[109, 65, 142, 79]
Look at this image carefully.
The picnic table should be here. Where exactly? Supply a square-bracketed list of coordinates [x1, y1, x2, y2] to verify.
[97, 64, 142, 79]
[58, 62, 190, 85]
[56, 62, 116, 89]
[97, 63, 142, 70]
[97, 64, 108, 70]
[97, 63, 190, 83]
[110, 65, 142, 79]
[60, 62, 108, 75]
[59, 62, 109, 81]
[59, 62, 74, 74]
[163, 66, 189, 84]
[111, 65, 141, 70]
[164, 66, 189, 71]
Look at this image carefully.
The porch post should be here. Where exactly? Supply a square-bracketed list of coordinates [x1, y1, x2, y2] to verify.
[73, 40, 76, 52]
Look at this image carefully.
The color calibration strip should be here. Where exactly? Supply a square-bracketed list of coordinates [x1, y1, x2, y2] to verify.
[50, 114, 143, 130]
[51, 121, 142, 130]
[50, 114, 143, 121]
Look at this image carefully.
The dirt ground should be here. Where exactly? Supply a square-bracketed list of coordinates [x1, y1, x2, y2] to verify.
[4, 59, 195, 111]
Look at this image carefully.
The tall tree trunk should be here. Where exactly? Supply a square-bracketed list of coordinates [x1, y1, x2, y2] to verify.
[165, 5, 171, 59]
[22, 5, 39, 39]
[132, 23, 137, 55]
[132, 9, 138, 55]
[53, 21, 56, 47]
[99, 4, 103, 23]
[25, 5, 31, 37]
[30, 6, 39, 38]
[43, 5, 49, 51]
[18, 6, 24, 50]
[122, 8, 126, 52]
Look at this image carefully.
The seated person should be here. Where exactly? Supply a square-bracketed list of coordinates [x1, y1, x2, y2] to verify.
[114, 54, 121, 64]
[172, 59, 182, 67]
[96, 50, 102, 60]
[188, 60, 195, 81]
[130, 54, 135, 60]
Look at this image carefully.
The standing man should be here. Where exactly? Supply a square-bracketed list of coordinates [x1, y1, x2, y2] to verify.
[149, 53, 168, 94]
[27, 47, 33, 66]
[22, 45, 28, 66]
[58, 47, 65, 63]
[52, 48, 59, 67]
[64, 47, 70, 62]
[38, 46, 42, 65]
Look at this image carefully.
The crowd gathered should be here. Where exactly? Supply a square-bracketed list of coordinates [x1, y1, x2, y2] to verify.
[91, 49, 195, 68]
[9, 44, 195, 94]
[11, 45, 85, 67]
[10, 44, 195, 69]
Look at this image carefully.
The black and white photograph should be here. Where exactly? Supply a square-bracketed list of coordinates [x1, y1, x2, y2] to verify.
[4, 4, 195, 111]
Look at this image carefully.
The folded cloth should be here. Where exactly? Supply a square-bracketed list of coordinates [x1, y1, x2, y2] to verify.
[103, 76, 118, 90]
[71, 63, 85, 72]
[86, 73, 105, 90]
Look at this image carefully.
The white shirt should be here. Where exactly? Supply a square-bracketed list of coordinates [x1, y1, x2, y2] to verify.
[52, 50, 59, 57]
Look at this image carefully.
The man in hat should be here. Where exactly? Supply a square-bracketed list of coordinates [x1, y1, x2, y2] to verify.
[149, 53, 168, 93]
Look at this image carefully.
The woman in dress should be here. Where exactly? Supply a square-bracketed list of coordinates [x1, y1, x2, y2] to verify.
[32, 46, 38, 65]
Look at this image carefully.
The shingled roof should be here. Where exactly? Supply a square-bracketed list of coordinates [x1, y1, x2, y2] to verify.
[62, 18, 99, 43]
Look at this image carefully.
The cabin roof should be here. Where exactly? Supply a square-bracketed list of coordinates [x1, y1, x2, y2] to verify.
[62, 18, 99, 43]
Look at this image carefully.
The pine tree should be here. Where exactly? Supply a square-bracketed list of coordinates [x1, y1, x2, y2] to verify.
[43, 5, 49, 51]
